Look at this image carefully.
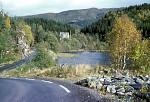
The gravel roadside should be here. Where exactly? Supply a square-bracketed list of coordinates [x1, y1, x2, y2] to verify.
[38, 78, 120, 102]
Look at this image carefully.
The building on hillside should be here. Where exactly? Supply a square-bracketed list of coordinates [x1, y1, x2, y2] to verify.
[60, 32, 71, 40]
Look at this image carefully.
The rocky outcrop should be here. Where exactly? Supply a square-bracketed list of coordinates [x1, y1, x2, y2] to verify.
[16, 29, 30, 58]
[76, 73, 150, 101]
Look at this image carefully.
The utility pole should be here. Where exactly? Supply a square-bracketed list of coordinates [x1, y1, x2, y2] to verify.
[70, 30, 71, 39]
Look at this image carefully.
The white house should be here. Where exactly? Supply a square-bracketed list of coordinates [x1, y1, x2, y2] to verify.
[60, 32, 71, 40]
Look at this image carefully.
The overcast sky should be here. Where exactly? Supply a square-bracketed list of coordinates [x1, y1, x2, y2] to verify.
[1, 0, 150, 16]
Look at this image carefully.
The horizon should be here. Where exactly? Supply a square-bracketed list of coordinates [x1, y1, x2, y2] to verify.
[1, 0, 150, 16]
[22, 7, 122, 16]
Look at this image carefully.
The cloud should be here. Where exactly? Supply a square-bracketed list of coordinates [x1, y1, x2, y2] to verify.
[1, 0, 150, 16]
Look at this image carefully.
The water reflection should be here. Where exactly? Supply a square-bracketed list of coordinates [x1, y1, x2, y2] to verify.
[57, 51, 111, 67]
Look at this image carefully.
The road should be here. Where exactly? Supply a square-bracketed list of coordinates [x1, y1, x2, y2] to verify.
[0, 77, 118, 102]
[0, 77, 80, 102]
[0, 49, 118, 102]
[0, 49, 37, 72]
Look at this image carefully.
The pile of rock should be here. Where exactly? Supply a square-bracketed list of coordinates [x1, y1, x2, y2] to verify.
[76, 74, 150, 100]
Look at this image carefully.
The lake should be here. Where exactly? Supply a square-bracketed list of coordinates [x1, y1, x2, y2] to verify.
[57, 51, 112, 67]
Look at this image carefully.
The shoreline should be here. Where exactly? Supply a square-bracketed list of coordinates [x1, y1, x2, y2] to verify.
[57, 53, 79, 58]
[69, 49, 109, 52]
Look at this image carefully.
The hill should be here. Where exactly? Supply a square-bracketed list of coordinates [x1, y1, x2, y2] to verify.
[23, 18, 75, 34]
[21, 8, 121, 27]
[81, 3, 150, 40]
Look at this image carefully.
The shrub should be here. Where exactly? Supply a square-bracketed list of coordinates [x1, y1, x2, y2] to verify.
[33, 49, 56, 69]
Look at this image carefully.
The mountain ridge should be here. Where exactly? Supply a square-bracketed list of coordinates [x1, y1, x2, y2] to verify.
[21, 8, 122, 27]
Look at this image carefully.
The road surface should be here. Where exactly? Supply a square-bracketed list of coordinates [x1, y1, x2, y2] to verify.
[0, 49, 37, 72]
[0, 77, 118, 102]
[0, 49, 118, 102]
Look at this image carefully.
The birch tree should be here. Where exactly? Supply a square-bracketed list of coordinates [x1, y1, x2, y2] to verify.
[108, 15, 141, 69]
[132, 40, 150, 73]
[23, 25, 34, 46]
[4, 15, 11, 29]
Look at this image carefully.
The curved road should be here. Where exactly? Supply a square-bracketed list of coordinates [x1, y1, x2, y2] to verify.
[0, 77, 117, 102]
[0, 50, 118, 102]
[0, 78, 80, 102]
[0, 49, 37, 72]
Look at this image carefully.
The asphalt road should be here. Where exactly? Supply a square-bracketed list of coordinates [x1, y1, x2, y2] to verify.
[0, 77, 81, 102]
[0, 49, 37, 72]
[0, 49, 118, 102]
[0, 77, 118, 102]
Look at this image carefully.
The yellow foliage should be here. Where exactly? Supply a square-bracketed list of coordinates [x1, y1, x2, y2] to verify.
[4, 16, 11, 29]
[23, 25, 34, 46]
[108, 14, 142, 69]
[37, 25, 43, 33]
[138, 13, 142, 19]
[133, 39, 150, 74]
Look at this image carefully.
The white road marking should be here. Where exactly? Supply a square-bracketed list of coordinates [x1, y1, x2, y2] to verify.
[59, 85, 71, 93]
[26, 78, 35, 80]
[42, 80, 53, 83]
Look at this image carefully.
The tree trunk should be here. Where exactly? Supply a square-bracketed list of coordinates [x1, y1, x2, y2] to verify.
[123, 40, 127, 70]
[123, 52, 126, 70]
[118, 58, 120, 69]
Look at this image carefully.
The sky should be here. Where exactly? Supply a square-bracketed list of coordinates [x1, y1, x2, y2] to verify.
[1, 0, 150, 16]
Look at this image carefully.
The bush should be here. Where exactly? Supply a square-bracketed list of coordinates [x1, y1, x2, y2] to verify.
[58, 41, 71, 52]
[45, 32, 59, 53]
[33, 49, 56, 69]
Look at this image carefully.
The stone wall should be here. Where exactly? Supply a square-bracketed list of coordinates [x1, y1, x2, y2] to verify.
[76, 72, 150, 101]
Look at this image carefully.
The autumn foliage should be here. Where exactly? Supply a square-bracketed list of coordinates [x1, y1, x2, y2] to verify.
[108, 15, 141, 69]
[4, 15, 11, 29]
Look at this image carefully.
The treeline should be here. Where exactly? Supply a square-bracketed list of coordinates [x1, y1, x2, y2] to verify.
[59, 34, 109, 52]
[0, 10, 108, 65]
[33, 31, 109, 53]
[23, 18, 75, 34]
[0, 12, 34, 64]
[22, 18, 109, 53]
[81, 3, 150, 40]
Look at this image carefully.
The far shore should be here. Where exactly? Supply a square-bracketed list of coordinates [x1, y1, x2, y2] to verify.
[57, 49, 109, 58]
[57, 53, 79, 58]
[70, 49, 109, 52]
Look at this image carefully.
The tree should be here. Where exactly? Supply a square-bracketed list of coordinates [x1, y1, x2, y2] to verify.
[0, 12, 5, 31]
[70, 38, 81, 50]
[0, 32, 7, 58]
[0, 29, 14, 59]
[81, 3, 150, 39]
[23, 25, 34, 46]
[77, 34, 88, 49]
[132, 40, 150, 74]
[58, 41, 70, 52]
[45, 32, 59, 53]
[4, 15, 11, 29]
[36, 25, 45, 43]
[108, 15, 141, 69]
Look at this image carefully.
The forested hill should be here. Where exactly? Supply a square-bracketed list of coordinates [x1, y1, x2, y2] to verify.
[23, 18, 75, 34]
[81, 3, 150, 40]
[21, 8, 121, 27]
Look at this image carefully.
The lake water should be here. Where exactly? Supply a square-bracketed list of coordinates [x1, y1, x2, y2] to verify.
[57, 51, 112, 67]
